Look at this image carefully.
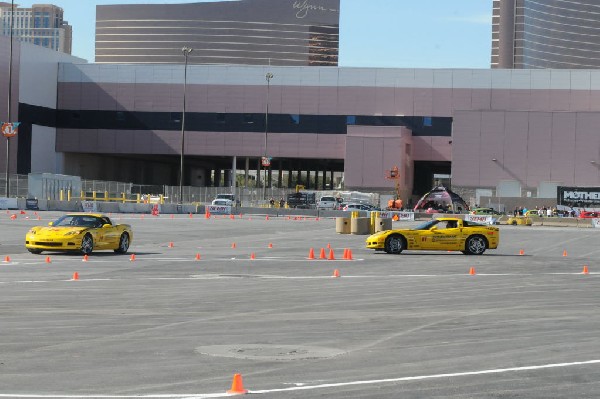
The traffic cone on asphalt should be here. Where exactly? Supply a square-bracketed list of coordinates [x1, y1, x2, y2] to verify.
[195, 253, 201, 261]
[319, 248, 326, 259]
[308, 248, 315, 259]
[45, 256, 51, 264]
[71, 272, 79, 281]
[583, 265, 589, 275]
[231, 242, 237, 249]
[268, 243, 273, 248]
[332, 269, 340, 278]
[129, 254, 136, 262]
[82, 254, 89, 262]
[250, 252, 256, 260]
[168, 242, 174, 248]
[226, 373, 248, 395]
[519, 249, 524, 255]
[328, 249, 335, 260]
[346, 249, 353, 260]
[469, 267, 476, 275]
[3, 255, 10, 262]
[563, 250, 568, 257]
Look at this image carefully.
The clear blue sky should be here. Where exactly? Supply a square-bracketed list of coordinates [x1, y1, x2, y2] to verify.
[12, 0, 493, 68]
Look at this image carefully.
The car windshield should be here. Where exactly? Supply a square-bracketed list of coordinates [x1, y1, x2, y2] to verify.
[412, 220, 440, 230]
[53, 215, 105, 228]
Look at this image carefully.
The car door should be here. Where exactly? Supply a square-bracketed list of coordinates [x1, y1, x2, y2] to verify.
[101, 218, 121, 248]
[428, 221, 461, 250]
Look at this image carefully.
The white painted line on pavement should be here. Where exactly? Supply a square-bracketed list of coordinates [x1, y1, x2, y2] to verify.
[2, 359, 599, 398]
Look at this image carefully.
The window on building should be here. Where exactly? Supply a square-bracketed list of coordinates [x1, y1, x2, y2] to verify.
[423, 116, 432, 127]
[243, 114, 254, 124]
[290, 114, 300, 124]
[170, 112, 181, 123]
[216, 113, 226, 123]
[346, 115, 356, 125]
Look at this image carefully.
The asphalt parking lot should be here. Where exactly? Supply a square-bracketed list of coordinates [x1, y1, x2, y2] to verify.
[2, 211, 600, 398]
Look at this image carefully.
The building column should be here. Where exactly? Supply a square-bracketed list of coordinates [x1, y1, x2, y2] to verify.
[244, 157, 250, 187]
[214, 169, 222, 187]
[277, 161, 283, 188]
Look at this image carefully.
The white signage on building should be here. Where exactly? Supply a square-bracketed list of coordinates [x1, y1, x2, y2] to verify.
[81, 201, 98, 213]
[207, 205, 232, 215]
[465, 214, 494, 225]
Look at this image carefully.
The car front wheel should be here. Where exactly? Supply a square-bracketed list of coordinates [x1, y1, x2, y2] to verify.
[114, 233, 130, 254]
[384, 235, 405, 254]
[80, 234, 94, 255]
[465, 235, 487, 255]
[28, 249, 43, 254]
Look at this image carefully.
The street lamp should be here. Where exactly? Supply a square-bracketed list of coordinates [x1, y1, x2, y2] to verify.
[179, 46, 193, 205]
[263, 72, 273, 202]
[5, 0, 14, 197]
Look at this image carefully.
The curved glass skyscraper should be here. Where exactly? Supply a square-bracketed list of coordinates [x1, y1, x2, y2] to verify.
[96, 0, 339, 66]
[492, 0, 600, 68]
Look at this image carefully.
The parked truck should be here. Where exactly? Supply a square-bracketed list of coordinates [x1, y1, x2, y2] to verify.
[286, 192, 316, 209]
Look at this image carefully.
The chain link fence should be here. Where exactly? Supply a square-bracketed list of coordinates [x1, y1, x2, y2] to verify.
[0, 174, 29, 198]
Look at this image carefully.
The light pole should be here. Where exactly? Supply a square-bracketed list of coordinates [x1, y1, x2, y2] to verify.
[5, 0, 14, 197]
[263, 72, 273, 202]
[179, 46, 193, 205]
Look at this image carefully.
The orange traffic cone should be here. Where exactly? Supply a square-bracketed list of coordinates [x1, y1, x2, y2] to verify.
[82, 254, 89, 262]
[308, 248, 315, 259]
[3, 255, 10, 262]
[328, 249, 335, 260]
[231, 242, 237, 249]
[195, 253, 201, 261]
[469, 267, 476, 275]
[45, 256, 51, 264]
[583, 265, 589, 275]
[129, 253, 136, 261]
[226, 373, 248, 395]
[268, 243, 273, 249]
[168, 242, 174, 248]
[563, 250, 568, 257]
[327, 243, 331, 249]
[265, 215, 269, 221]
[342, 248, 348, 259]
[72, 272, 79, 280]
[319, 248, 326, 259]
[189, 213, 193, 218]
[346, 249, 353, 260]
[250, 252, 256, 260]
[519, 249, 524, 255]
[332, 269, 340, 278]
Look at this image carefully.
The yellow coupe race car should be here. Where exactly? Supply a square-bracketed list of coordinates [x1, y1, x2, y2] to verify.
[366, 217, 499, 255]
[25, 213, 133, 255]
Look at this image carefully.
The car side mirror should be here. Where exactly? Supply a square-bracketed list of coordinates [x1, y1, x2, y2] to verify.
[430, 225, 438, 231]
[48, 222, 53, 226]
[102, 224, 112, 228]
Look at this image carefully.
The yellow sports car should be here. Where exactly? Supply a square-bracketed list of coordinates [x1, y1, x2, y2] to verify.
[366, 217, 499, 255]
[25, 213, 133, 255]
[506, 216, 533, 226]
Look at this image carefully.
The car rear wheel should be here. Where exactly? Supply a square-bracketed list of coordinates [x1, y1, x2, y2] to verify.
[114, 233, 130, 254]
[465, 235, 487, 255]
[28, 249, 42, 254]
[384, 235, 405, 254]
[80, 234, 94, 255]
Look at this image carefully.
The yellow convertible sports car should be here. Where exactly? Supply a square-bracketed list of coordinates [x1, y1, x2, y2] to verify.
[366, 217, 499, 255]
[25, 213, 133, 255]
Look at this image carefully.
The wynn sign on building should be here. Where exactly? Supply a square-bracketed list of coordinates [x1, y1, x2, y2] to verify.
[95, 0, 339, 66]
